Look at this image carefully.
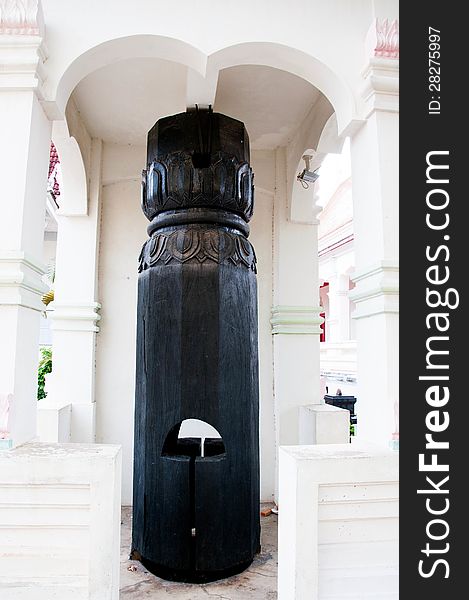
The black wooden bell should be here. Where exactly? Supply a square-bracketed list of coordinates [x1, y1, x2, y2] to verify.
[131, 107, 260, 583]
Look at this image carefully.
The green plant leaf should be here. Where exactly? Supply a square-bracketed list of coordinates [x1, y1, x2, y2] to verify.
[37, 347, 52, 401]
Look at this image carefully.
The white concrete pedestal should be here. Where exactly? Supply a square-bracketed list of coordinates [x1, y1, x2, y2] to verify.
[37, 401, 72, 442]
[299, 404, 350, 444]
[278, 443, 398, 600]
[0, 442, 122, 600]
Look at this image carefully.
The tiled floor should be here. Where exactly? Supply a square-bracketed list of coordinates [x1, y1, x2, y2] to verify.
[120, 506, 278, 599]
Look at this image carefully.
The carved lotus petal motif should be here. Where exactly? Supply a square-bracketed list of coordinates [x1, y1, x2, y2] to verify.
[139, 227, 256, 273]
[229, 236, 255, 270]
[142, 151, 254, 221]
[203, 231, 222, 262]
[170, 229, 202, 262]
[149, 235, 167, 265]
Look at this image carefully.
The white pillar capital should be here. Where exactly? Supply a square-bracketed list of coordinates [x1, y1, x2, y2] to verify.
[349, 261, 399, 319]
[361, 18, 399, 118]
[0, 250, 47, 311]
[0, 1, 46, 94]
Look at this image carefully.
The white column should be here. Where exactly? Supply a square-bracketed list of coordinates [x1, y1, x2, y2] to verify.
[44, 139, 102, 442]
[272, 148, 322, 442]
[0, 2, 51, 447]
[272, 148, 349, 468]
[349, 18, 399, 446]
[327, 268, 350, 342]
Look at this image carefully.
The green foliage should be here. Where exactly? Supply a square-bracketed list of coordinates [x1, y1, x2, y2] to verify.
[37, 347, 52, 401]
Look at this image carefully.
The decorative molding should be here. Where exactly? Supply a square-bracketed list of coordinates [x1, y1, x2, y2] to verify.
[147, 207, 249, 238]
[361, 19, 399, 118]
[139, 227, 257, 273]
[142, 152, 254, 222]
[0, 0, 43, 35]
[271, 305, 323, 335]
[0, 32, 46, 93]
[0, 251, 47, 310]
[352, 260, 399, 283]
[350, 261, 399, 319]
[50, 302, 101, 332]
[361, 58, 399, 118]
[366, 18, 399, 60]
[0, 1, 46, 93]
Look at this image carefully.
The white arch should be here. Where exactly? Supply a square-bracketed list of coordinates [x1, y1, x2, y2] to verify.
[50, 35, 204, 216]
[52, 34, 208, 116]
[50, 35, 358, 220]
[50, 36, 357, 133]
[208, 41, 357, 136]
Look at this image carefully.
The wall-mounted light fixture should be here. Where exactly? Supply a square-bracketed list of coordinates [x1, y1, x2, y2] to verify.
[297, 154, 319, 189]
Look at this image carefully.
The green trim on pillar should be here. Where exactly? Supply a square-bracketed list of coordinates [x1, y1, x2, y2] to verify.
[270, 305, 323, 335]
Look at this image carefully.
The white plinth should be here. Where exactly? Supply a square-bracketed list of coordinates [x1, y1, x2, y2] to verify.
[299, 404, 350, 444]
[0, 442, 122, 600]
[278, 443, 399, 600]
[37, 401, 72, 442]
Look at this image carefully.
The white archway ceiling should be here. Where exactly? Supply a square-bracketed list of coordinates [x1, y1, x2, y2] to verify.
[214, 65, 321, 149]
[71, 58, 322, 148]
[72, 57, 187, 145]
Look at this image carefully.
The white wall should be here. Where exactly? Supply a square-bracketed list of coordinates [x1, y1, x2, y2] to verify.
[42, 238, 57, 266]
[95, 144, 276, 504]
[251, 150, 276, 502]
[95, 143, 146, 505]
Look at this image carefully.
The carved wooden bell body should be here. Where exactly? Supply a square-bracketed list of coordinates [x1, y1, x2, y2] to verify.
[132, 109, 260, 583]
